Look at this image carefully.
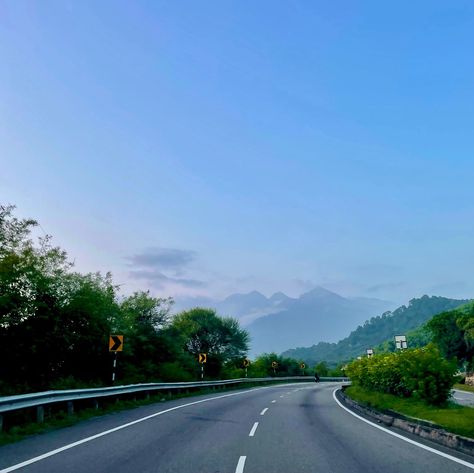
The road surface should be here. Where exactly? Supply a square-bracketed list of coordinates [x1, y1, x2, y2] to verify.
[452, 389, 474, 407]
[0, 382, 472, 473]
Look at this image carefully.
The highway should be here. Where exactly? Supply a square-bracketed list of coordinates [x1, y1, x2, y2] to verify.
[0, 382, 472, 473]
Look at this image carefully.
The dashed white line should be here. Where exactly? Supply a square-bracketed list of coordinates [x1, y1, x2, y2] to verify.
[249, 422, 259, 437]
[235, 456, 246, 473]
[279, 395, 284, 398]
[271, 400, 276, 403]
[260, 408, 269, 416]
[333, 389, 474, 470]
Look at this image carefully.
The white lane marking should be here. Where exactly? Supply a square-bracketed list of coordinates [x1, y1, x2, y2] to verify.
[249, 422, 259, 437]
[0, 386, 279, 473]
[271, 400, 276, 403]
[260, 408, 269, 416]
[279, 395, 284, 398]
[235, 456, 246, 473]
[333, 389, 474, 470]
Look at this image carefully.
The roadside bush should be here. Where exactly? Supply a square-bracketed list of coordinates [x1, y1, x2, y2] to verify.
[347, 345, 456, 405]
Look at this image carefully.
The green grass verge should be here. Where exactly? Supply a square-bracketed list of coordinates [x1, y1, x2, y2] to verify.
[454, 383, 474, 393]
[345, 385, 474, 439]
[0, 380, 295, 446]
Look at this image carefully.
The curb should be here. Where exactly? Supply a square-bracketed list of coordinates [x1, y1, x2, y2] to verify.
[337, 387, 474, 457]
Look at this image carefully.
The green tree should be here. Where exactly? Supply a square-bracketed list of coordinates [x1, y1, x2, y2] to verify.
[314, 361, 329, 377]
[118, 292, 177, 382]
[171, 308, 249, 378]
[427, 310, 469, 365]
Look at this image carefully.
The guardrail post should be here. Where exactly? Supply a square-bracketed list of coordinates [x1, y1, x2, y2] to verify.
[36, 405, 44, 423]
[0, 413, 3, 432]
[145, 391, 150, 400]
[93, 399, 99, 410]
[67, 401, 74, 416]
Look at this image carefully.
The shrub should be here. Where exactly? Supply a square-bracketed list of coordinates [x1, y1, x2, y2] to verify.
[347, 345, 456, 405]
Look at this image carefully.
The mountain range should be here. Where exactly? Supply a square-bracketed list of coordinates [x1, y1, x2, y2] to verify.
[173, 287, 395, 355]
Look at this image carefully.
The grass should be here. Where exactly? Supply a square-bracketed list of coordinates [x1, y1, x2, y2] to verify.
[345, 385, 474, 439]
[0, 380, 292, 446]
[454, 383, 474, 393]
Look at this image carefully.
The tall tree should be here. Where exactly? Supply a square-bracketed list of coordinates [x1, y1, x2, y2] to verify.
[171, 308, 249, 377]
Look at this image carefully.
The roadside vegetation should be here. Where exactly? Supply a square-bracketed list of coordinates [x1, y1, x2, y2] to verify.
[345, 303, 474, 437]
[454, 384, 474, 393]
[345, 385, 474, 438]
[346, 346, 456, 405]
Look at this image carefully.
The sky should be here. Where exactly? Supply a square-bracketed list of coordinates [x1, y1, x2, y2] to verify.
[1, 1, 473, 305]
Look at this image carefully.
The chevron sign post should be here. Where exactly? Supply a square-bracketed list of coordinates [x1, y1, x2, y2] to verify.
[109, 335, 124, 383]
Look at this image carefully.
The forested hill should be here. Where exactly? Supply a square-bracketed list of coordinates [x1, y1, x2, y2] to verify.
[281, 295, 470, 366]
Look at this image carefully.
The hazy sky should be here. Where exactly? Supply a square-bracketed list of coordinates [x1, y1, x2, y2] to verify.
[1, 1, 473, 304]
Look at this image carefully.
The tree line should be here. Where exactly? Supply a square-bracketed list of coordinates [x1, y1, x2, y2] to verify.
[0, 205, 318, 395]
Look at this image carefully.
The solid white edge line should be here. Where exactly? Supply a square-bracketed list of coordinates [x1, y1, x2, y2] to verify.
[249, 422, 259, 437]
[235, 456, 246, 473]
[332, 388, 474, 470]
[260, 408, 268, 416]
[0, 385, 295, 473]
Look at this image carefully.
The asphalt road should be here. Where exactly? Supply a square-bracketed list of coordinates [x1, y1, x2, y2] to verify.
[452, 389, 474, 407]
[0, 382, 472, 473]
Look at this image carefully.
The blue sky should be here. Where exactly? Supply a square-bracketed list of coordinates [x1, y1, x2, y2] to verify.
[1, 1, 473, 304]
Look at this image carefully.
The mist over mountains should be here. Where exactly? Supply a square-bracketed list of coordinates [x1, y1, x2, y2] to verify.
[173, 287, 395, 355]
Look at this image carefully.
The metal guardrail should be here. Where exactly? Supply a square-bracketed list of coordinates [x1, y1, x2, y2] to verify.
[0, 376, 349, 428]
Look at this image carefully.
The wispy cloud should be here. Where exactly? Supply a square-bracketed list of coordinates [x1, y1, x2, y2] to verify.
[365, 282, 406, 294]
[127, 247, 205, 291]
[129, 269, 206, 289]
[127, 247, 196, 271]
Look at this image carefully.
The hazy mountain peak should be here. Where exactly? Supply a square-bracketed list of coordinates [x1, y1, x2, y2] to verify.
[269, 291, 290, 302]
[299, 286, 342, 300]
[224, 290, 267, 303]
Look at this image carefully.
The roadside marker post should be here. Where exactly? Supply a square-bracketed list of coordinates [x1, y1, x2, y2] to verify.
[366, 349, 374, 358]
[109, 335, 124, 384]
[198, 353, 207, 380]
[243, 359, 250, 378]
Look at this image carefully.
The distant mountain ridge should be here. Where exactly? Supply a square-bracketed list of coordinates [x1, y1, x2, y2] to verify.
[245, 287, 394, 355]
[172, 290, 298, 326]
[173, 287, 393, 330]
[281, 295, 470, 366]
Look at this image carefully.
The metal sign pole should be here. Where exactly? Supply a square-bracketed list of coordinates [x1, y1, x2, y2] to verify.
[245, 367, 248, 378]
[201, 365, 204, 380]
